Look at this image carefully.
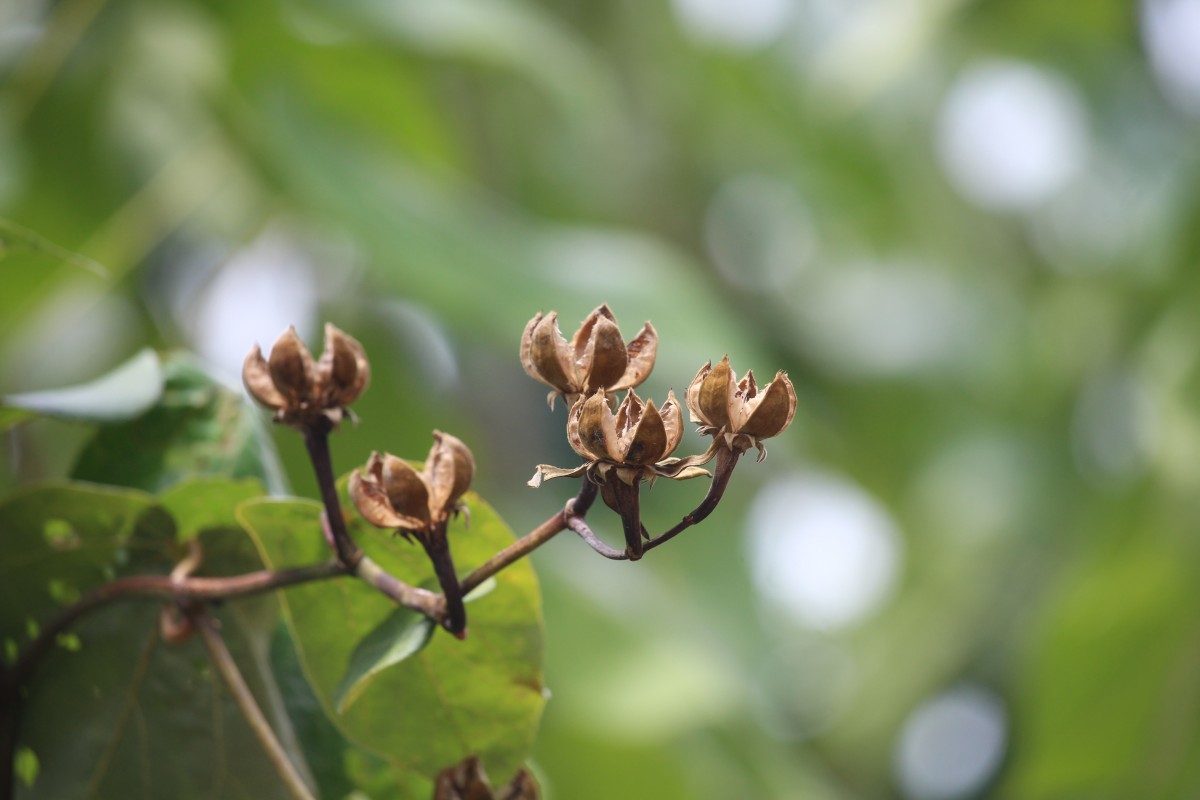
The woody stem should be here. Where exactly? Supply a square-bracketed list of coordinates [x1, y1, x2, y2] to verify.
[611, 479, 645, 561]
[303, 428, 362, 568]
[422, 526, 466, 637]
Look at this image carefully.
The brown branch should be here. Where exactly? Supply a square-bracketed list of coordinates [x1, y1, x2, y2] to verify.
[193, 610, 316, 800]
[458, 478, 602, 593]
[9, 561, 347, 690]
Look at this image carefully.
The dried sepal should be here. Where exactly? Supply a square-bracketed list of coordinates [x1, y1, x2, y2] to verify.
[268, 326, 316, 405]
[381, 454, 432, 526]
[520, 312, 572, 392]
[424, 430, 475, 521]
[737, 369, 796, 438]
[613, 322, 658, 392]
[579, 314, 627, 393]
[350, 454, 426, 530]
[318, 323, 370, 407]
[242, 344, 287, 409]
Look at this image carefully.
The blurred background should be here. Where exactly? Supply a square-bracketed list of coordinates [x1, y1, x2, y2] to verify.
[3, 0, 1200, 797]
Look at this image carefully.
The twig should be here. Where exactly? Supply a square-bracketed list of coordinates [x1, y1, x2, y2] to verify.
[10, 561, 347, 691]
[354, 556, 443, 619]
[565, 515, 630, 561]
[193, 610, 316, 800]
[459, 510, 565, 595]
[459, 481, 598, 594]
[644, 447, 741, 553]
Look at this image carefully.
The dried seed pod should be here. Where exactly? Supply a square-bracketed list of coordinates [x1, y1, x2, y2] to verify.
[242, 322, 370, 432]
[531, 389, 708, 489]
[349, 432, 476, 540]
[520, 305, 657, 408]
[685, 356, 797, 460]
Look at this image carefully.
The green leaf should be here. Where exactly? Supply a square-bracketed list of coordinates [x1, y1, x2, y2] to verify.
[331, 580, 497, 716]
[72, 353, 286, 494]
[3, 483, 312, 799]
[1004, 537, 1200, 799]
[334, 608, 437, 714]
[2, 349, 163, 423]
[237, 486, 545, 784]
[159, 476, 266, 542]
[0, 483, 160, 647]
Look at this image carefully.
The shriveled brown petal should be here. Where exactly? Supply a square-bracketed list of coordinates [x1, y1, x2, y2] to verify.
[424, 430, 475, 517]
[611, 321, 657, 392]
[658, 389, 684, 457]
[738, 371, 797, 438]
[527, 462, 590, 487]
[520, 312, 575, 393]
[656, 439, 721, 476]
[242, 344, 286, 410]
[381, 453, 431, 524]
[318, 323, 370, 406]
[580, 315, 628, 393]
[573, 391, 617, 461]
[695, 356, 735, 429]
[622, 398, 668, 465]
[654, 461, 712, 481]
[268, 326, 316, 405]
[349, 465, 415, 529]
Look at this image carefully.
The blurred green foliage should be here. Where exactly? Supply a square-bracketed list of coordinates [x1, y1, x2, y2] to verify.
[4, 0, 1200, 797]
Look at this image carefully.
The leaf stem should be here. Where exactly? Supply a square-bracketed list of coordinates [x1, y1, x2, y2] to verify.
[193, 610, 316, 800]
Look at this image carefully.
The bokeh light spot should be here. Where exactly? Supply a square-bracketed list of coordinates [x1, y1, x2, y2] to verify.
[894, 685, 1007, 800]
[1141, 0, 1200, 116]
[671, 0, 795, 50]
[747, 471, 902, 630]
[936, 60, 1089, 211]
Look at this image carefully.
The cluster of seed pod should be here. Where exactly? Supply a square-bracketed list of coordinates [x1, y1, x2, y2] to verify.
[523, 304, 796, 558]
[242, 306, 796, 633]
